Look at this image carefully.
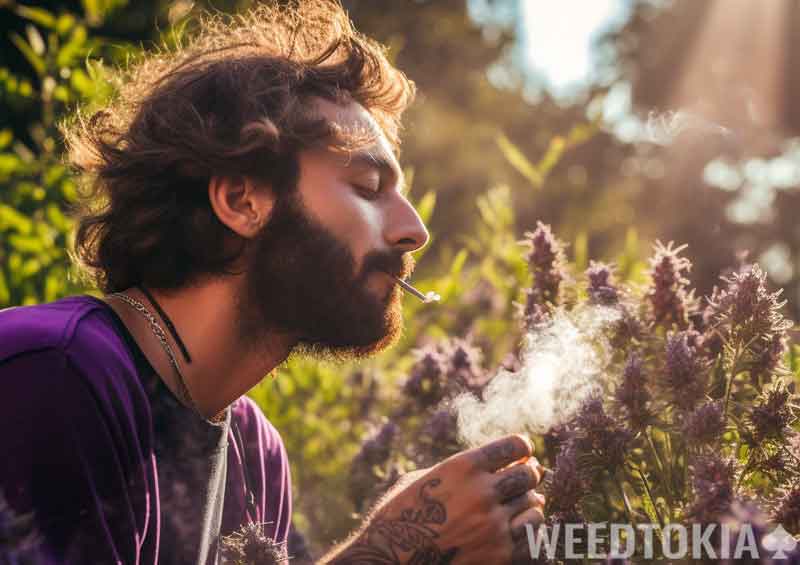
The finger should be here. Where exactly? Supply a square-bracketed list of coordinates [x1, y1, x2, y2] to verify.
[511, 507, 546, 542]
[505, 490, 546, 517]
[493, 458, 543, 502]
[472, 434, 533, 473]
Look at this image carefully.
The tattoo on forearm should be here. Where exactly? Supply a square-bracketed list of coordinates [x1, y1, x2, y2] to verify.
[330, 478, 459, 565]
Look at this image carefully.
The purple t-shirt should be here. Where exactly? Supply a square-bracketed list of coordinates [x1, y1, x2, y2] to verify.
[0, 295, 292, 564]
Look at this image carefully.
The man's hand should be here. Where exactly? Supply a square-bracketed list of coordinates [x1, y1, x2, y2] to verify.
[321, 434, 545, 564]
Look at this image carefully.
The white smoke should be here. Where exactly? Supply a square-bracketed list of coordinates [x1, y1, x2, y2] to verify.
[644, 110, 733, 146]
[454, 304, 622, 447]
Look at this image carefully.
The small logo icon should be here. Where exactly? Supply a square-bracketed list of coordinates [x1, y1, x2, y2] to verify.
[763, 524, 798, 559]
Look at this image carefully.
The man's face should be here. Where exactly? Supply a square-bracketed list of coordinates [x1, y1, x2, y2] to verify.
[240, 99, 430, 361]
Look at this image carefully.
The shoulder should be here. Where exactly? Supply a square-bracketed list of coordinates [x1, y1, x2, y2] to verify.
[0, 295, 124, 362]
[1, 294, 138, 384]
[0, 295, 151, 442]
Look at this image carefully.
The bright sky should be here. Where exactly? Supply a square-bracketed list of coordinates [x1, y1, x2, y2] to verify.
[521, 0, 630, 97]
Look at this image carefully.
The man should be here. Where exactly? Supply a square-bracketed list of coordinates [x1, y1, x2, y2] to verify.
[0, 1, 545, 563]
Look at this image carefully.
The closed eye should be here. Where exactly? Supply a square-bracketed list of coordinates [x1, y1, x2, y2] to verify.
[353, 183, 381, 200]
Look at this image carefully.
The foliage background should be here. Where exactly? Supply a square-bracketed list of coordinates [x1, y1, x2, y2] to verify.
[3, 0, 800, 557]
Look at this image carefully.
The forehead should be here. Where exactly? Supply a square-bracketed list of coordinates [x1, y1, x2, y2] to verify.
[311, 97, 400, 170]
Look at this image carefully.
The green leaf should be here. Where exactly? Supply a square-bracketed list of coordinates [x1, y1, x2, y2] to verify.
[537, 135, 565, 178]
[61, 179, 78, 201]
[0, 269, 9, 306]
[81, 0, 128, 26]
[57, 25, 88, 68]
[56, 13, 78, 36]
[9, 234, 46, 254]
[15, 5, 57, 28]
[0, 204, 34, 234]
[0, 130, 13, 150]
[449, 249, 469, 277]
[496, 133, 542, 188]
[53, 85, 71, 103]
[20, 257, 43, 277]
[82, 0, 102, 26]
[45, 268, 65, 302]
[9, 33, 46, 76]
[414, 190, 436, 225]
[69, 68, 93, 98]
[43, 165, 66, 188]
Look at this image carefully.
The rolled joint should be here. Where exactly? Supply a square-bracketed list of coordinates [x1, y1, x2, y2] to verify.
[392, 276, 440, 304]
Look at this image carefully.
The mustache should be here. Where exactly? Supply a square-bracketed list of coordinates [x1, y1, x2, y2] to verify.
[361, 251, 415, 280]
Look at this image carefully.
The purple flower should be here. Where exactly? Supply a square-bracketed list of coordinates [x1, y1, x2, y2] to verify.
[403, 345, 449, 408]
[519, 293, 551, 330]
[748, 382, 796, 444]
[586, 261, 619, 304]
[349, 422, 399, 511]
[646, 240, 697, 327]
[349, 370, 378, 419]
[418, 408, 461, 463]
[572, 397, 632, 471]
[545, 440, 586, 516]
[774, 486, 800, 535]
[756, 449, 793, 481]
[520, 222, 569, 325]
[357, 421, 398, 468]
[543, 423, 573, 461]
[614, 353, 652, 430]
[687, 455, 736, 523]
[751, 333, 787, 381]
[664, 331, 707, 410]
[683, 400, 726, 446]
[707, 265, 793, 365]
[610, 305, 647, 350]
[219, 521, 289, 565]
[404, 338, 489, 407]
[443, 338, 489, 394]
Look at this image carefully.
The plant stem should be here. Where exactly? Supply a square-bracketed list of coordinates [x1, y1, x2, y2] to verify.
[723, 343, 743, 421]
[636, 467, 665, 529]
[646, 429, 674, 509]
[615, 472, 635, 526]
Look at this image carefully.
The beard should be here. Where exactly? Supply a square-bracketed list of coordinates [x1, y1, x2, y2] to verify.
[237, 189, 413, 362]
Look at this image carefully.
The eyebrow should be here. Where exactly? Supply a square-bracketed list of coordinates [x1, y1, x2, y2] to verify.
[345, 151, 408, 196]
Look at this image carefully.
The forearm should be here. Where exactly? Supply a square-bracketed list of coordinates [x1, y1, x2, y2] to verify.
[319, 477, 459, 564]
[319, 521, 456, 565]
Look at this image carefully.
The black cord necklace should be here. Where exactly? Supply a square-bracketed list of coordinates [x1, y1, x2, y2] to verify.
[138, 286, 193, 364]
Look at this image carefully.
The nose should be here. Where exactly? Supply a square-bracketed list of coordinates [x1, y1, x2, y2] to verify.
[384, 195, 430, 253]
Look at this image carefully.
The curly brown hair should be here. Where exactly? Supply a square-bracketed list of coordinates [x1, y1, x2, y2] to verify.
[65, 0, 415, 293]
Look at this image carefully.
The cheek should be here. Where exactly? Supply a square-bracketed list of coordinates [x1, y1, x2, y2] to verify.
[311, 186, 384, 254]
[343, 200, 384, 268]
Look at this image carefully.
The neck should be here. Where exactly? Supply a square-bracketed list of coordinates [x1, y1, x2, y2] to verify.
[107, 278, 298, 419]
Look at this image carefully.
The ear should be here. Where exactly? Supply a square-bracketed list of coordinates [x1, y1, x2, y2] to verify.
[208, 176, 274, 238]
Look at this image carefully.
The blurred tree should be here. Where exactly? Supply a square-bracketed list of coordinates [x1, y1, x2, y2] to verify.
[0, 0, 138, 306]
[601, 0, 800, 317]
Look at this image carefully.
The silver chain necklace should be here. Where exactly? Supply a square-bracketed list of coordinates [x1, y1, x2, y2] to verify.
[109, 292, 202, 417]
